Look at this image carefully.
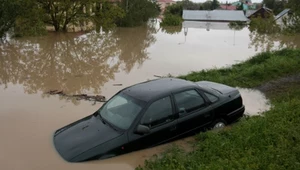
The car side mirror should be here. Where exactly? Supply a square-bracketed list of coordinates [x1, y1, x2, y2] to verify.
[135, 125, 150, 135]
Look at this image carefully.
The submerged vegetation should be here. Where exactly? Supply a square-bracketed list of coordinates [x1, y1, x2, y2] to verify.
[160, 3, 183, 27]
[0, 0, 159, 38]
[137, 49, 300, 170]
[117, 0, 160, 27]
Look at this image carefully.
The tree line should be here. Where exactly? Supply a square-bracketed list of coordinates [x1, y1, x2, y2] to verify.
[0, 0, 160, 38]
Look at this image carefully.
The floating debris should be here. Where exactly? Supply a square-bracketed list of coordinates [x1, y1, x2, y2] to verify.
[154, 73, 174, 78]
[45, 90, 106, 103]
[113, 84, 123, 86]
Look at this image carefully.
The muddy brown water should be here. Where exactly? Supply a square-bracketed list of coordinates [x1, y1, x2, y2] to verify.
[0, 22, 297, 170]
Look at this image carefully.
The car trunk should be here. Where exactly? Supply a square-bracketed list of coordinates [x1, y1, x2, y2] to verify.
[195, 81, 238, 95]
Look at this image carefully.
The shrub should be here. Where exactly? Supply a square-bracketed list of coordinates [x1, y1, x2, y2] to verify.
[160, 14, 182, 26]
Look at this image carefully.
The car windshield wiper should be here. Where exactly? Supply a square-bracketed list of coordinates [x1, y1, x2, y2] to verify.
[97, 112, 119, 132]
[98, 112, 106, 125]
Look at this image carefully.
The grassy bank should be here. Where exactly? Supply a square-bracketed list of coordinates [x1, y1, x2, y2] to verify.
[137, 49, 300, 170]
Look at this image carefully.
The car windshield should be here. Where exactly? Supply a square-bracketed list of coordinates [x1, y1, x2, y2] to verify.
[98, 93, 144, 130]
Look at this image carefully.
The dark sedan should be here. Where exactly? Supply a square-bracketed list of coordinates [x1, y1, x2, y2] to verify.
[53, 78, 245, 162]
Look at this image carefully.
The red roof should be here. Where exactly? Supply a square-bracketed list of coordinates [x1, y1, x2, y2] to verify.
[219, 5, 237, 10]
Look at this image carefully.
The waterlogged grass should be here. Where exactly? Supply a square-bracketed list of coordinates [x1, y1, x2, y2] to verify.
[179, 48, 300, 88]
[137, 49, 300, 170]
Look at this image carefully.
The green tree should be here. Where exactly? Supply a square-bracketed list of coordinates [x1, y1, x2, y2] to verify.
[211, 0, 220, 10]
[165, 3, 183, 16]
[92, 0, 125, 31]
[37, 0, 96, 32]
[237, 2, 244, 10]
[0, 0, 21, 38]
[249, 14, 280, 34]
[117, 0, 160, 27]
[14, 0, 47, 37]
[262, 0, 286, 15]
[202, 1, 212, 10]
[161, 14, 183, 26]
[182, 0, 201, 10]
[228, 21, 247, 31]
[283, 0, 300, 33]
[0, 0, 47, 38]
[0, 0, 125, 37]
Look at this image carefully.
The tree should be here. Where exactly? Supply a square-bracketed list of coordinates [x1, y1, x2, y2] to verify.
[228, 21, 247, 31]
[202, 1, 212, 10]
[161, 14, 182, 26]
[0, 0, 125, 37]
[0, 0, 20, 38]
[282, 0, 300, 33]
[182, 0, 201, 10]
[249, 14, 280, 34]
[92, 0, 125, 31]
[37, 0, 98, 32]
[237, 2, 244, 10]
[0, 0, 47, 38]
[262, 0, 286, 15]
[14, 0, 47, 37]
[211, 0, 220, 10]
[117, 0, 160, 27]
[165, 3, 183, 16]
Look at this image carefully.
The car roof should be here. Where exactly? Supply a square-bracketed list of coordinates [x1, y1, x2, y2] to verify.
[122, 78, 197, 102]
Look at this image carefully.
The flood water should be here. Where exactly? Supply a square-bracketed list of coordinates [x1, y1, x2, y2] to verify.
[0, 21, 298, 170]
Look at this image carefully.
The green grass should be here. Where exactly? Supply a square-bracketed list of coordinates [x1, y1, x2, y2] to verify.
[136, 49, 300, 170]
[178, 49, 300, 88]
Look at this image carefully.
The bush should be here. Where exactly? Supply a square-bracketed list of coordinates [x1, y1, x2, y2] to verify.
[160, 14, 182, 26]
[117, 0, 160, 27]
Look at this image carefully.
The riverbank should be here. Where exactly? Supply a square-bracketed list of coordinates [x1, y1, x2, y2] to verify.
[137, 48, 300, 170]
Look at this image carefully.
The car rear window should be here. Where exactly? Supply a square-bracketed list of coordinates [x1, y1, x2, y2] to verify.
[204, 92, 218, 103]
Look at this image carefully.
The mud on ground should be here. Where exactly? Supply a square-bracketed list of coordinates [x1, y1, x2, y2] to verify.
[256, 74, 300, 96]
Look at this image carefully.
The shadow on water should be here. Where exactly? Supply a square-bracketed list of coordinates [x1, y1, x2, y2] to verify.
[0, 25, 156, 104]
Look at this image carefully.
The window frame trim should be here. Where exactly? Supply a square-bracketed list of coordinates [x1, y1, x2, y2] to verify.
[202, 91, 220, 104]
[172, 88, 209, 118]
[139, 95, 176, 129]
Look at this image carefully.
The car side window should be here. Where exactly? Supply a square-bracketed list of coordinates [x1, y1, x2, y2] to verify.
[141, 96, 173, 128]
[204, 92, 219, 103]
[174, 89, 206, 116]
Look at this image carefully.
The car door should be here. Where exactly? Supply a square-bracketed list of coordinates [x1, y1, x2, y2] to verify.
[127, 96, 177, 151]
[173, 89, 214, 136]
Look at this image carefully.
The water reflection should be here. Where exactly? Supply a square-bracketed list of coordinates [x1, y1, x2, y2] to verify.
[238, 88, 271, 116]
[0, 25, 156, 97]
[249, 31, 300, 51]
[160, 26, 183, 35]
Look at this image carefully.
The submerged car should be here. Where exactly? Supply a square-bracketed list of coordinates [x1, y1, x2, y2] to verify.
[53, 78, 245, 162]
